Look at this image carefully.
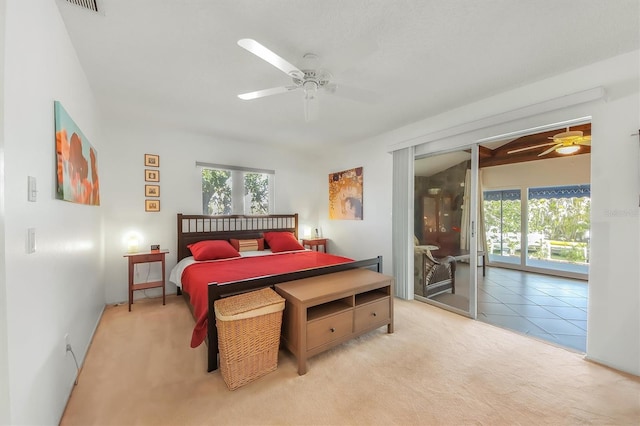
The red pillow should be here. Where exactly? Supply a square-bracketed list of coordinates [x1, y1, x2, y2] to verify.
[187, 240, 240, 261]
[263, 232, 305, 253]
[230, 238, 265, 252]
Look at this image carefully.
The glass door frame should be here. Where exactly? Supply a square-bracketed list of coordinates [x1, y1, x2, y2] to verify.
[413, 145, 479, 319]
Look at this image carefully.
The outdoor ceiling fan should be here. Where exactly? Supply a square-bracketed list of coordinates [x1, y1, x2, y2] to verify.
[507, 128, 592, 156]
[236, 38, 375, 122]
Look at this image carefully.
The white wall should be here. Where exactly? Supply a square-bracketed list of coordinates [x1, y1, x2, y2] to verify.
[99, 123, 323, 304]
[315, 138, 394, 276]
[3, 1, 105, 424]
[1, 6, 636, 426]
[587, 92, 639, 375]
[343, 50, 639, 375]
[482, 154, 591, 189]
[0, 0, 10, 423]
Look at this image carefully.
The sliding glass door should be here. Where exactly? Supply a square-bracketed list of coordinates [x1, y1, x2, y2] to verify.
[526, 185, 591, 274]
[483, 189, 522, 265]
[482, 185, 590, 275]
[413, 146, 479, 318]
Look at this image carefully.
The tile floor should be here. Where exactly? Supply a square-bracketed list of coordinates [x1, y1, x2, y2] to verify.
[477, 266, 587, 352]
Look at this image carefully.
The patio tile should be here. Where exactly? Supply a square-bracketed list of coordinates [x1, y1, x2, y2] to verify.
[558, 296, 588, 309]
[489, 293, 536, 304]
[505, 304, 561, 319]
[568, 319, 587, 331]
[553, 334, 587, 352]
[481, 286, 519, 297]
[527, 317, 585, 335]
[541, 305, 587, 321]
[482, 314, 548, 337]
[537, 287, 582, 297]
[525, 327, 559, 343]
[437, 265, 588, 352]
[523, 295, 572, 307]
[516, 287, 550, 296]
[477, 291, 499, 303]
[478, 302, 518, 316]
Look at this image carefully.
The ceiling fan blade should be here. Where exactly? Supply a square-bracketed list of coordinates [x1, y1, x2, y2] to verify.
[237, 39, 304, 79]
[577, 137, 591, 146]
[538, 143, 563, 157]
[507, 142, 557, 154]
[238, 85, 298, 101]
[325, 83, 378, 104]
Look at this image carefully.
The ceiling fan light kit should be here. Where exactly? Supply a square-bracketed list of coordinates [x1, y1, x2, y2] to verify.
[303, 80, 318, 99]
[555, 145, 581, 155]
[506, 128, 591, 157]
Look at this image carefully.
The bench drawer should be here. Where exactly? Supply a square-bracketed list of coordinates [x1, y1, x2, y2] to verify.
[306, 311, 352, 350]
[354, 297, 390, 333]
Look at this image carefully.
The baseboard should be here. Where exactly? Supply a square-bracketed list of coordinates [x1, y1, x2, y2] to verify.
[58, 303, 106, 425]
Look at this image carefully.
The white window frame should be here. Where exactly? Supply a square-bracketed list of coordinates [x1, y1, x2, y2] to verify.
[197, 162, 275, 215]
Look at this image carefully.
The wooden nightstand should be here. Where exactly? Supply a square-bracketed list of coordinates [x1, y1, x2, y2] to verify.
[302, 238, 328, 253]
[123, 250, 168, 311]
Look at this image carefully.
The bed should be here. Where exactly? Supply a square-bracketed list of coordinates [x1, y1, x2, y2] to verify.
[171, 213, 383, 372]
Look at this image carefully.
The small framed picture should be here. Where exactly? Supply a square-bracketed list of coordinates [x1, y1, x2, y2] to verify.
[145, 169, 160, 182]
[145, 184, 160, 197]
[145, 199, 160, 212]
[144, 154, 159, 167]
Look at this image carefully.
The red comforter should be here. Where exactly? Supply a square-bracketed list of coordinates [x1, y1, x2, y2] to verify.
[181, 251, 354, 347]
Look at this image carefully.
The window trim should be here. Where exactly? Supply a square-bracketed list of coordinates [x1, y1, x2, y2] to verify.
[196, 161, 275, 175]
[198, 162, 275, 215]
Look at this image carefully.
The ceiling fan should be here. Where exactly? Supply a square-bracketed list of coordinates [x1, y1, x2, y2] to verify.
[236, 39, 373, 122]
[507, 128, 591, 157]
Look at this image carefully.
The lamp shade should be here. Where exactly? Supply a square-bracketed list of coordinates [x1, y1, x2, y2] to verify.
[127, 236, 140, 253]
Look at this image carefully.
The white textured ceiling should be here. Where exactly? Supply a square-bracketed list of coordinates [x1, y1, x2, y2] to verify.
[56, 0, 639, 154]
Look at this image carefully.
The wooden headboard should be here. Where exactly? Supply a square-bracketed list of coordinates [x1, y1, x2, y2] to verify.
[176, 213, 299, 261]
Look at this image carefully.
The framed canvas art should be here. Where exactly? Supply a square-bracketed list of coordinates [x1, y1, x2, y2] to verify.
[329, 167, 363, 220]
[54, 101, 100, 205]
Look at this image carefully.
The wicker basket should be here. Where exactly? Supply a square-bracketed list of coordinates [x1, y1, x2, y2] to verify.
[214, 287, 285, 390]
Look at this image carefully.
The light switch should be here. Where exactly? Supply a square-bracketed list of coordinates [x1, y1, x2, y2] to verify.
[27, 228, 36, 254]
[27, 176, 37, 202]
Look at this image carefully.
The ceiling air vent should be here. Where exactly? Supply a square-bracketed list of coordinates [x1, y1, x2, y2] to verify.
[64, 0, 99, 13]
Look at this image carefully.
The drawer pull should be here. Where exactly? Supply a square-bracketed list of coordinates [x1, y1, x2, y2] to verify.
[372, 312, 377, 317]
[330, 327, 335, 333]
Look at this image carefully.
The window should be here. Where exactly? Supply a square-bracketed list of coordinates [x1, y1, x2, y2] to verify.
[199, 163, 274, 215]
[526, 185, 590, 271]
[483, 189, 522, 265]
[483, 184, 590, 274]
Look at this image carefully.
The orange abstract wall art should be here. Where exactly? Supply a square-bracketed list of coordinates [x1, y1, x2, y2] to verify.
[55, 101, 100, 205]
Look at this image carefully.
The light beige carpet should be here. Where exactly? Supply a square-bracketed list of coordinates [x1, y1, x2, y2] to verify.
[61, 295, 640, 425]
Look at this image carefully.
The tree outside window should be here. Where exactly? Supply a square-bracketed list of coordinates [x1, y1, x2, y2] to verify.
[202, 169, 232, 215]
[244, 172, 269, 215]
[483, 185, 590, 270]
[201, 166, 273, 215]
